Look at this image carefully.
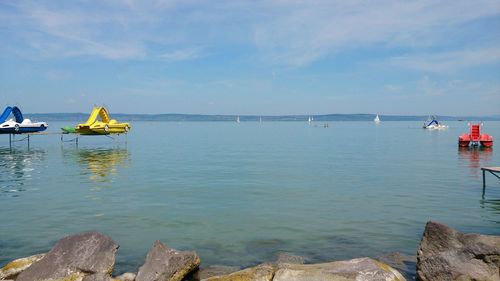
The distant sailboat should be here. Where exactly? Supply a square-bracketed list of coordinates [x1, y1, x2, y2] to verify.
[374, 114, 381, 123]
[236, 116, 240, 123]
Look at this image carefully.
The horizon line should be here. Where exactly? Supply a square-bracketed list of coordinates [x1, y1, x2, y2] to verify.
[24, 112, 500, 118]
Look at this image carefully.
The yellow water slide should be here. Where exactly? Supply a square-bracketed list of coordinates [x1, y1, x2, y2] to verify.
[81, 107, 109, 126]
[76, 107, 130, 135]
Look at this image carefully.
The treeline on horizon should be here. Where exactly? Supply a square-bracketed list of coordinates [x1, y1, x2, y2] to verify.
[24, 113, 500, 122]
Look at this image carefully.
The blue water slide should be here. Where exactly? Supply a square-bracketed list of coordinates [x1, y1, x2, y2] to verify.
[425, 119, 439, 127]
[0, 106, 13, 123]
[0, 106, 24, 123]
[12, 106, 24, 123]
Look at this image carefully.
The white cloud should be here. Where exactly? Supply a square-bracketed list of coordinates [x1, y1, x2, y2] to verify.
[45, 69, 71, 80]
[159, 47, 205, 61]
[1, 1, 148, 59]
[1, 0, 499, 66]
[252, 0, 500, 66]
[390, 48, 500, 73]
[416, 75, 500, 102]
[418, 76, 444, 96]
[383, 84, 402, 94]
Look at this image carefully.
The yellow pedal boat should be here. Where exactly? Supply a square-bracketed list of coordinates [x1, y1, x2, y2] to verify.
[76, 107, 131, 135]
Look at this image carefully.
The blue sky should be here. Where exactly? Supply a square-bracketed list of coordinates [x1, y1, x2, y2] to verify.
[1, 1, 499, 115]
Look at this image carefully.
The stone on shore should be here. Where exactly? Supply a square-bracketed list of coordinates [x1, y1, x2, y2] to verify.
[83, 273, 114, 281]
[417, 221, 500, 281]
[189, 265, 241, 280]
[113, 272, 137, 281]
[273, 257, 405, 281]
[201, 263, 275, 281]
[203, 258, 404, 281]
[0, 253, 45, 280]
[136, 240, 200, 281]
[377, 252, 416, 280]
[16, 232, 119, 281]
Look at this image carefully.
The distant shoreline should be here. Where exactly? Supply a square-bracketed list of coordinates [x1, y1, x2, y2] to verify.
[21, 113, 500, 122]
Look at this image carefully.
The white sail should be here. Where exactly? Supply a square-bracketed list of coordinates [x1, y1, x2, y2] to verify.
[308, 116, 312, 123]
[236, 116, 240, 123]
[374, 114, 381, 123]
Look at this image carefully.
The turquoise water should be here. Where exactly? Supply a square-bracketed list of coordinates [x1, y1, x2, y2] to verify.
[1, 121, 499, 273]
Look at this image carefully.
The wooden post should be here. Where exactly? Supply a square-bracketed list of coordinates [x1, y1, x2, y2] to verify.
[482, 169, 486, 197]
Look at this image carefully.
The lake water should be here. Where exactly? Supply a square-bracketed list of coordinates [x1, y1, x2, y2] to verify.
[1, 121, 499, 274]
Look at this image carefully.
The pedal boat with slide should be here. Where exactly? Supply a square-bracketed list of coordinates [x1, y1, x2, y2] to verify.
[422, 116, 447, 130]
[0, 106, 48, 134]
[72, 107, 130, 135]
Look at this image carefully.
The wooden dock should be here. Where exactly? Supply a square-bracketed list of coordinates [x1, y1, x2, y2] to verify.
[481, 167, 500, 196]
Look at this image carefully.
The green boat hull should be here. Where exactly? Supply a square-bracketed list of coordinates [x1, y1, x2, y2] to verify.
[61, 126, 77, 134]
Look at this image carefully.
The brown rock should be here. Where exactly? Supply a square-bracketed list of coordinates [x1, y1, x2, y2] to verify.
[0, 254, 45, 280]
[16, 232, 118, 281]
[417, 221, 500, 281]
[201, 263, 275, 281]
[136, 240, 200, 281]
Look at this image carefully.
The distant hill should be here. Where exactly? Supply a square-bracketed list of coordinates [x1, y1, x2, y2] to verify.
[23, 113, 500, 122]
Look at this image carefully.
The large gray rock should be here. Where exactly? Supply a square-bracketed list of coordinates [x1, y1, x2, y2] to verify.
[16, 232, 119, 281]
[273, 257, 405, 281]
[136, 240, 200, 281]
[417, 221, 500, 281]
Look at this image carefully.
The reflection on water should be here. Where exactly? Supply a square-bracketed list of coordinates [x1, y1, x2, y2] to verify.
[459, 147, 499, 223]
[62, 147, 130, 183]
[458, 147, 493, 177]
[0, 148, 46, 196]
[481, 198, 500, 223]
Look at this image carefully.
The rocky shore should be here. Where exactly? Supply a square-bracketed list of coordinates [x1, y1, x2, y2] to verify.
[1, 221, 499, 281]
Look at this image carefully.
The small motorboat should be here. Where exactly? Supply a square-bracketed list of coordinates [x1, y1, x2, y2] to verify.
[423, 116, 447, 130]
[0, 106, 48, 134]
[458, 123, 493, 147]
[75, 107, 130, 135]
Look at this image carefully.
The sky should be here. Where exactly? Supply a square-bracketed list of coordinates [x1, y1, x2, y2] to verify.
[1, 0, 500, 115]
